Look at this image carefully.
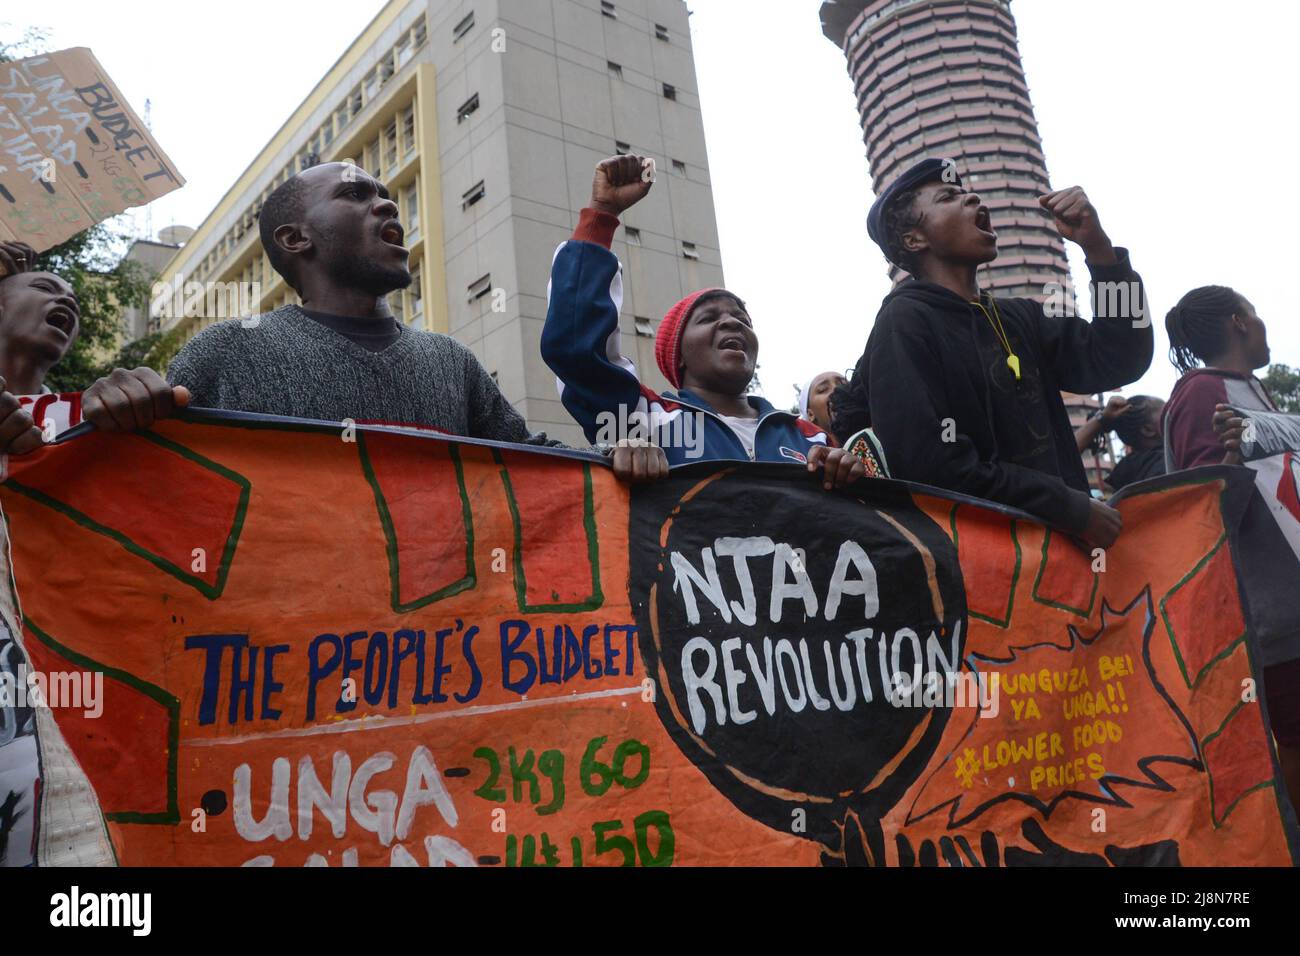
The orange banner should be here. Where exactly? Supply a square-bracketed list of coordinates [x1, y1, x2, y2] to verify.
[0, 413, 1294, 866]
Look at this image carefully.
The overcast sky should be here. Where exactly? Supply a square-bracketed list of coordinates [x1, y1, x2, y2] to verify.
[5, 0, 1296, 409]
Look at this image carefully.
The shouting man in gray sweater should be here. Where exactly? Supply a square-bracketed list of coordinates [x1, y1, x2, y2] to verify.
[81, 162, 665, 480]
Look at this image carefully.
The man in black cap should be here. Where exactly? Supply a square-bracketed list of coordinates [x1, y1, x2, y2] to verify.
[848, 158, 1152, 546]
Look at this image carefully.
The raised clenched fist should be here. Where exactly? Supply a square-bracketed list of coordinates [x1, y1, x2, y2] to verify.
[591, 154, 655, 217]
[1039, 186, 1115, 264]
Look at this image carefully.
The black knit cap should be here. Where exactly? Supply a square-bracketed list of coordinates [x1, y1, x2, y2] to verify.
[867, 157, 960, 261]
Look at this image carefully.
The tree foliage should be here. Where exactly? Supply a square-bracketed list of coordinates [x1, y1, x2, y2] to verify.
[1261, 364, 1300, 414]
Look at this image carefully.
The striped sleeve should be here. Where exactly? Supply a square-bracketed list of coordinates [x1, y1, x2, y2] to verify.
[540, 210, 657, 445]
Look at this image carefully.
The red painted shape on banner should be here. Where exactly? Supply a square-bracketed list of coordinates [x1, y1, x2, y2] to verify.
[1034, 530, 1097, 616]
[953, 505, 1018, 624]
[23, 630, 173, 818]
[1203, 702, 1274, 823]
[361, 432, 472, 608]
[9, 433, 242, 591]
[1163, 544, 1246, 684]
[497, 449, 599, 610]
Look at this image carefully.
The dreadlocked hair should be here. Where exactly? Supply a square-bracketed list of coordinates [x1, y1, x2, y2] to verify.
[882, 187, 923, 274]
[1165, 285, 1244, 375]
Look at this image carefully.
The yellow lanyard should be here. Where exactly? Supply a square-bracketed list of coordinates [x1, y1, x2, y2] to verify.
[971, 296, 1021, 381]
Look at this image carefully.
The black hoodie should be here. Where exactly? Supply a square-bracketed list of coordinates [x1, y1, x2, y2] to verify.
[855, 250, 1152, 534]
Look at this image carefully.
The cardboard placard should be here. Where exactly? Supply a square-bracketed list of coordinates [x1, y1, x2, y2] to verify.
[0, 47, 184, 255]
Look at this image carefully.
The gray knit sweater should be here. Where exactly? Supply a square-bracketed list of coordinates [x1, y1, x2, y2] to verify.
[167, 306, 554, 444]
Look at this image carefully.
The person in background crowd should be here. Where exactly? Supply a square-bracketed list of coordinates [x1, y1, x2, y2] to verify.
[800, 371, 845, 435]
[1164, 286, 1274, 468]
[542, 155, 867, 490]
[1073, 394, 1166, 493]
[1163, 284, 1300, 813]
[0, 241, 84, 452]
[801, 370, 890, 478]
[1102, 396, 1166, 492]
[77, 162, 664, 482]
[814, 374, 887, 479]
[854, 158, 1152, 545]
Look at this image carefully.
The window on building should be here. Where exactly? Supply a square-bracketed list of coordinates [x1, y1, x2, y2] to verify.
[453, 12, 475, 42]
[322, 117, 335, 147]
[663, 83, 677, 101]
[348, 86, 363, 118]
[681, 241, 699, 260]
[405, 184, 420, 241]
[363, 67, 379, 103]
[379, 50, 395, 87]
[468, 273, 493, 302]
[624, 227, 642, 245]
[634, 316, 654, 337]
[409, 265, 423, 322]
[396, 33, 413, 69]
[601, 1, 616, 17]
[615, 140, 630, 153]
[413, 16, 427, 48]
[655, 23, 669, 41]
[401, 106, 416, 156]
[384, 121, 399, 170]
[365, 138, 380, 178]
[457, 93, 480, 123]
[672, 159, 687, 174]
[462, 180, 486, 210]
[389, 287, 405, 324]
[607, 61, 623, 78]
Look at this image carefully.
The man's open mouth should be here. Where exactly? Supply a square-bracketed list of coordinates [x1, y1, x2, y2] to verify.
[45, 307, 77, 337]
[975, 207, 996, 237]
[379, 221, 406, 248]
[717, 334, 747, 354]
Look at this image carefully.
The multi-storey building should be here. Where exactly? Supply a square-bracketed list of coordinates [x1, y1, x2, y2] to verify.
[820, 0, 1072, 298]
[152, 0, 723, 442]
[120, 237, 182, 341]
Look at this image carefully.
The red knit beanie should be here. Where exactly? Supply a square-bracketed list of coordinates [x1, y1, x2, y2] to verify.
[655, 288, 726, 390]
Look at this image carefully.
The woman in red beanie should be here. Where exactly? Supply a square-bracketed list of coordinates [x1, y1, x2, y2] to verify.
[542, 155, 874, 488]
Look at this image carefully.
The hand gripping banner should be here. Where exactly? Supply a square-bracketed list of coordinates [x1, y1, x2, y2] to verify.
[1, 412, 1295, 866]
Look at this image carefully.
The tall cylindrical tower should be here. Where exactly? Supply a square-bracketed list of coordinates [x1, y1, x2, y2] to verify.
[821, 0, 1072, 298]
